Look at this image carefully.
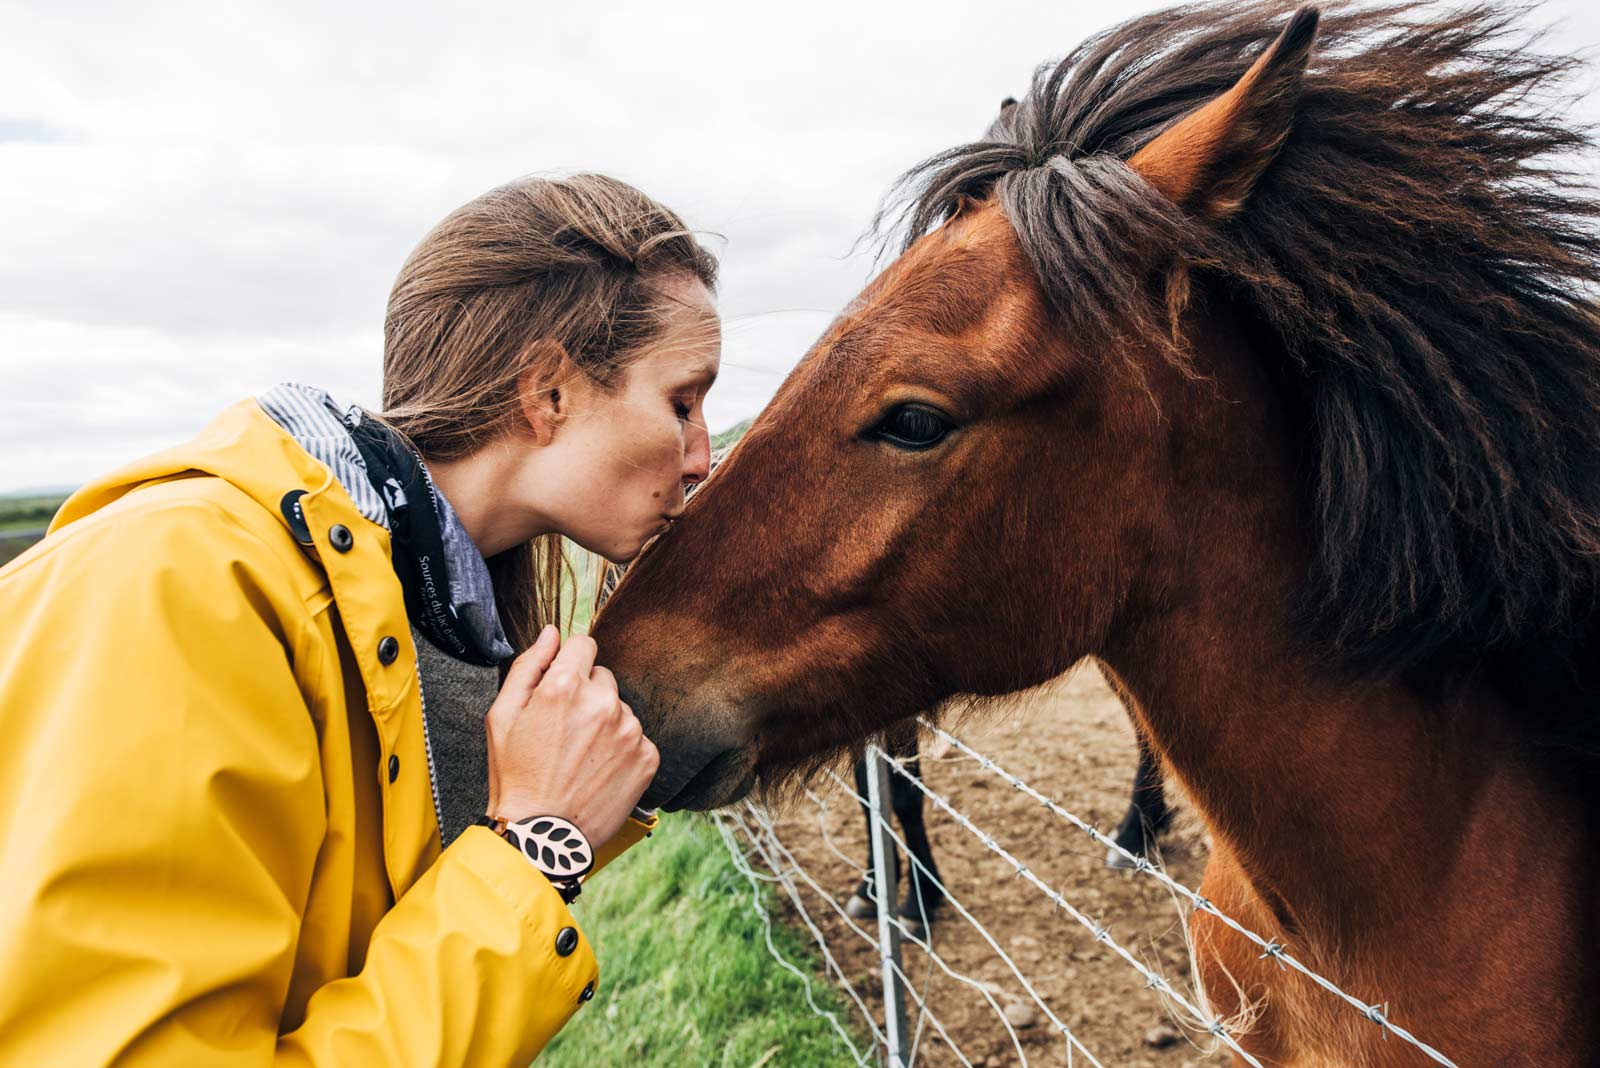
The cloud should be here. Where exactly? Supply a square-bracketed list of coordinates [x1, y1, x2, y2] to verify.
[0, 118, 65, 143]
[4, 0, 1600, 491]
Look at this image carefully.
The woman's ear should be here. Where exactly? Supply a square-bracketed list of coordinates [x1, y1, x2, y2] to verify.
[516, 342, 577, 446]
[1128, 5, 1318, 222]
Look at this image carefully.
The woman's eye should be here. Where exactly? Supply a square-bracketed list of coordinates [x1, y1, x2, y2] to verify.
[871, 404, 954, 450]
[673, 400, 692, 420]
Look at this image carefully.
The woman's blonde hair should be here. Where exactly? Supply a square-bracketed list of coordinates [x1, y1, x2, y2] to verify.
[380, 173, 718, 650]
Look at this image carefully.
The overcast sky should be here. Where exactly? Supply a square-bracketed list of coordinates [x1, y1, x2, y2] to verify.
[4, 0, 1600, 494]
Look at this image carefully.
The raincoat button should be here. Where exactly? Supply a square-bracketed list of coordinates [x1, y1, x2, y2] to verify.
[555, 926, 579, 957]
[387, 755, 400, 783]
[328, 524, 354, 552]
[377, 636, 399, 664]
[578, 980, 596, 1003]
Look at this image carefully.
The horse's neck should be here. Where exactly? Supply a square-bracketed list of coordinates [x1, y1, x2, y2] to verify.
[1092, 317, 1557, 928]
[1100, 602, 1570, 938]
[1087, 319, 1596, 1044]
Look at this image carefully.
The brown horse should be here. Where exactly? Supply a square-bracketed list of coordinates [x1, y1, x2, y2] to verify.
[594, 4, 1600, 1065]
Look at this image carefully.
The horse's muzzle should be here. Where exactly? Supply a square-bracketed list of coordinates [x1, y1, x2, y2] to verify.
[623, 681, 759, 811]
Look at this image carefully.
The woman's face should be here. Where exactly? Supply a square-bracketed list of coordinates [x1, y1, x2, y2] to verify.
[544, 274, 722, 562]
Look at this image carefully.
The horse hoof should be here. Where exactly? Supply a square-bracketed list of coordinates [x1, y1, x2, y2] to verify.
[845, 893, 877, 920]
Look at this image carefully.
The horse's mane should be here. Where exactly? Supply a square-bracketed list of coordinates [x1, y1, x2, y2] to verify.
[880, 1, 1600, 756]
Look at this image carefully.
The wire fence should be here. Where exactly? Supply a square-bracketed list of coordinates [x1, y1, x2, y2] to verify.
[710, 708, 1460, 1068]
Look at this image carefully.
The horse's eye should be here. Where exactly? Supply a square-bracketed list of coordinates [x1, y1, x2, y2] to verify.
[872, 404, 954, 450]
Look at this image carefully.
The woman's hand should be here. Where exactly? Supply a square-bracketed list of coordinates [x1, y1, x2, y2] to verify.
[485, 625, 659, 851]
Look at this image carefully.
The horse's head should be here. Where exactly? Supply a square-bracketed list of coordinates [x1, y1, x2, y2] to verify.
[605, 0, 1600, 805]
[596, 204, 1116, 809]
[594, 8, 1322, 811]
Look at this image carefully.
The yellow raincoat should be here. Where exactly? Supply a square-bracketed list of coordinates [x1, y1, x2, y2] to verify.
[0, 399, 654, 1065]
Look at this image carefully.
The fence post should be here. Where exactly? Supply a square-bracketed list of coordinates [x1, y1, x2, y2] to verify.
[865, 744, 910, 1068]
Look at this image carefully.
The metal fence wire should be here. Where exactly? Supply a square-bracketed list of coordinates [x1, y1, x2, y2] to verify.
[711, 721, 1459, 1068]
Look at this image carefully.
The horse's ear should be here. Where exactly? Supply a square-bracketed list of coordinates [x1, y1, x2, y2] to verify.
[947, 193, 985, 222]
[986, 96, 1022, 141]
[1129, 6, 1318, 222]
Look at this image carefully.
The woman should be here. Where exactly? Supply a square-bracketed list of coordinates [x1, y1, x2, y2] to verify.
[0, 174, 720, 1065]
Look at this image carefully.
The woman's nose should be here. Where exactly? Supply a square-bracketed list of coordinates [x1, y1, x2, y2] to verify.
[683, 423, 711, 486]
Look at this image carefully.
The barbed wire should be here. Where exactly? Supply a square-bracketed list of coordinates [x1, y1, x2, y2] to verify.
[876, 750, 1265, 1067]
[710, 711, 1462, 1068]
[722, 811, 889, 1049]
[715, 815, 879, 1066]
[733, 803, 945, 1060]
[803, 787, 876, 876]
[918, 716, 1461, 1068]
[735, 790, 1054, 1067]
[726, 805, 982, 1068]
[759, 793, 1108, 1068]
[728, 805, 1004, 1068]
[822, 769, 1109, 1068]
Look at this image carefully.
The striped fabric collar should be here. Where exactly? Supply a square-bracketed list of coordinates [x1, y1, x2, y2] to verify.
[257, 383, 513, 662]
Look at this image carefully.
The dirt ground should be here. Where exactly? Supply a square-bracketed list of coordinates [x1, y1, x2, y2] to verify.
[756, 661, 1224, 1068]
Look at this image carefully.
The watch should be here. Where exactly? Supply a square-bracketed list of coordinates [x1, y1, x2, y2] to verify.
[478, 813, 593, 904]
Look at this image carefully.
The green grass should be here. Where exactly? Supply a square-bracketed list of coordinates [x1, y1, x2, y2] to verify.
[540, 816, 866, 1068]
[0, 495, 66, 534]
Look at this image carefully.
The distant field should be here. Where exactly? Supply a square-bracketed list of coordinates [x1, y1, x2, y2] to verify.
[0, 496, 66, 565]
[711, 420, 751, 451]
[0, 495, 65, 532]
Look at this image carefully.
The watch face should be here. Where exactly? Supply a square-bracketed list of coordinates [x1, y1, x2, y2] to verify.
[503, 815, 594, 879]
